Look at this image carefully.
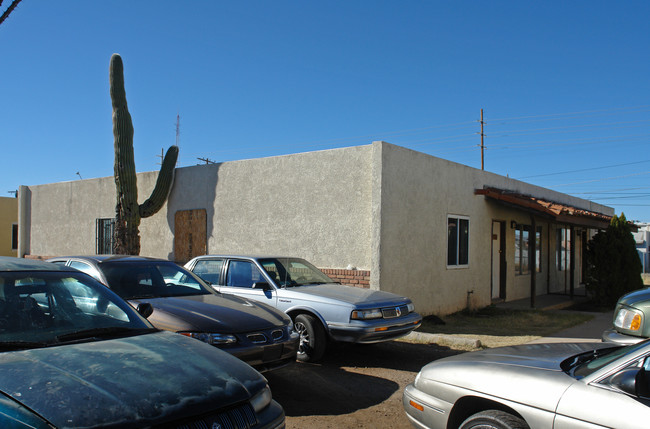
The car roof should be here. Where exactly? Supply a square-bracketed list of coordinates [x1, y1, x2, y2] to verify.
[190, 255, 297, 260]
[0, 256, 79, 272]
[51, 255, 170, 264]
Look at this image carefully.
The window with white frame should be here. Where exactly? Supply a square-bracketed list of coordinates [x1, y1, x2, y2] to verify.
[447, 216, 469, 267]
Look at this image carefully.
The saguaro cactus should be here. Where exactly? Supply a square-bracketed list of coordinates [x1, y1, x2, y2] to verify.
[110, 53, 179, 255]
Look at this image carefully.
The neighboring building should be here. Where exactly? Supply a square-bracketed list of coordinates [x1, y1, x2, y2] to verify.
[634, 223, 650, 274]
[0, 196, 18, 257]
[18, 141, 616, 316]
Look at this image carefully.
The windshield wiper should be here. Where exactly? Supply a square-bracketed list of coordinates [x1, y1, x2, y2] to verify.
[0, 341, 50, 351]
[56, 327, 153, 343]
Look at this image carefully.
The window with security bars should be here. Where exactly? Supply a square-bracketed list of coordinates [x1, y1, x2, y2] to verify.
[96, 218, 115, 254]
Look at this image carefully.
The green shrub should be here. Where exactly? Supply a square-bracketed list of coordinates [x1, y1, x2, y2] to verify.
[585, 213, 643, 307]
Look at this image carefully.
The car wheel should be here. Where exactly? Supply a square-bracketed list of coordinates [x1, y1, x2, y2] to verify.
[294, 314, 327, 362]
[460, 410, 529, 429]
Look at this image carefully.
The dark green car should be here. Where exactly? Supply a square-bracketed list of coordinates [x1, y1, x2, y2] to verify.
[0, 257, 285, 428]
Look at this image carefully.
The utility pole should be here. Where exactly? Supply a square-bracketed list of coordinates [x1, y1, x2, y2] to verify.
[481, 109, 485, 170]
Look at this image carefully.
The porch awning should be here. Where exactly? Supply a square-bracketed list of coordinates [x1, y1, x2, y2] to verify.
[474, 187, 625, 230]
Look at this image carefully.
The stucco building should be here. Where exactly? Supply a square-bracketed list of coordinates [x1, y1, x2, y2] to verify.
[17, 141, 615, 316]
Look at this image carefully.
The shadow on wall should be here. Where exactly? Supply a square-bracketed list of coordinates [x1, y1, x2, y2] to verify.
[165, 163, 221, 263]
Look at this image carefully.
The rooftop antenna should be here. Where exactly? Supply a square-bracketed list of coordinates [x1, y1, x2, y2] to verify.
[76, 172, 83, 180]
[176, 114, 180, 146]
[158, 114, 181, 166]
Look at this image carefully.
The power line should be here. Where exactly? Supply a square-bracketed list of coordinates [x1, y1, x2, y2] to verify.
[553, 171, 650, 187]
[489, 105, 650, 123]
[517, 159, 650, 179]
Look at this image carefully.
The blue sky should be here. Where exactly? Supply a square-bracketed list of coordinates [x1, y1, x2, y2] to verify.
[2, 1, 650, 222]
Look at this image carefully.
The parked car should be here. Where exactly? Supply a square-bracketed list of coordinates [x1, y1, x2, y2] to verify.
[184, 255, 422, 362]
[603, 287, 650, 345]
[0, 256, 285, 428]
[404, 340, 650, 429]
[48, 256, 299, 372]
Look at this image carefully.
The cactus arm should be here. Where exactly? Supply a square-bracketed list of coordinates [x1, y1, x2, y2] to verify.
[139, 145, 179, 218]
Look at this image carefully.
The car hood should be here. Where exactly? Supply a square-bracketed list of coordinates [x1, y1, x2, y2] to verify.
[417, 342, 611, 411]
[286, 283, 410, 307]
[131, 293, 290, 333]
[0, 331, 265, 428]
[617, 287, 650, 308]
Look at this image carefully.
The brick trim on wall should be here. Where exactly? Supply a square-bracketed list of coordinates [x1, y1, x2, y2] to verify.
[320, 268, 370, 288]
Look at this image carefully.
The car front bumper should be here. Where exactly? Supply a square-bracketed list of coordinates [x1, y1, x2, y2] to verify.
[221, 331, 300, 372]
[328, 312, 422, 344]
[601, 328, 645, 346]
[403, 382, 451, 429]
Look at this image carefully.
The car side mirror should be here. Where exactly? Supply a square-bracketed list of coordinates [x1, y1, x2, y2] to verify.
[253, 282, 271, 291]
[137, 302, 154, 318]
[609, 367, 650, 397]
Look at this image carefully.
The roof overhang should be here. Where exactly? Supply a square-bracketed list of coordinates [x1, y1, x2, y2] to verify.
[474, 187, 635, 231]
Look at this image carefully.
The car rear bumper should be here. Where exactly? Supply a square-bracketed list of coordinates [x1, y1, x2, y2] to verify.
[601, 328, 645, 346]
[328, 312, 422, 344]
[222, 331, 300, 372]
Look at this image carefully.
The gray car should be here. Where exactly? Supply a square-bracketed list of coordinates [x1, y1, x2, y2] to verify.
[403, 340, 650, 429]
[0, 256, 284, 428]
[184, 255, 422, 362]
[48, 255, 299, 372]
[602, 287, 650, 345]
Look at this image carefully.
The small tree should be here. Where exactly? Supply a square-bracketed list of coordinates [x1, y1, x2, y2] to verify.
[585, 213, 643, 307]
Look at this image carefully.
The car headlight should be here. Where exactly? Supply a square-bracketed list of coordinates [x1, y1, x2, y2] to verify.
[614, 308, 643, 332]
[180, 332, 238, 345]
[250, 385, 273, 413]
[351, 309, 383, 320]
[407, 303, 415, 313]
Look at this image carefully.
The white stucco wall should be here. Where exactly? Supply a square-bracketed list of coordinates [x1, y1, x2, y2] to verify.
[372, 142, 612, 315]
[22, 145, 374, 271]
[167, 145, 374, 270]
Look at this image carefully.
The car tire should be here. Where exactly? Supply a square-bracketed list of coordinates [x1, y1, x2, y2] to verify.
[460, 410, 529, 429]
[294, 314, 327, 362]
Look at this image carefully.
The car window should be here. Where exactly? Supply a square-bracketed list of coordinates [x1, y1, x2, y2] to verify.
[0, 271, 151, 346]
[101, 262, 209, 299]
[192, 259, 224, 285]
[226, 260, 264, 288]
[259, 258, 333, 287]
[69, 260, 101, 281]
[572, 342, 649, 378]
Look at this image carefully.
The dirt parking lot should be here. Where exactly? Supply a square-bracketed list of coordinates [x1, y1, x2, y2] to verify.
[265, 340, 462, 429]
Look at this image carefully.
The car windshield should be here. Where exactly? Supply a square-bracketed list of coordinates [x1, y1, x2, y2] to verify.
[259, 258, 334, 287]
[101, 261, 210, 299]
[0, 270, 153, 349]
[568, 341, 649, 379]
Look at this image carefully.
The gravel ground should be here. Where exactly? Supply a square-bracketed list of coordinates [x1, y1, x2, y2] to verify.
[265, 340, 463, 429]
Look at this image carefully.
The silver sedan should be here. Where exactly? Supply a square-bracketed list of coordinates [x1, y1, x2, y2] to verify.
[404, 340, 650, 429]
